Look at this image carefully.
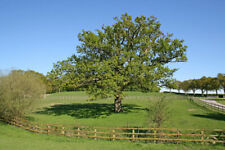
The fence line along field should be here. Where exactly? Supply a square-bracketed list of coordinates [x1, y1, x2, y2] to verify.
[6, 117, 225, 145]
[191, 98, 225, 114]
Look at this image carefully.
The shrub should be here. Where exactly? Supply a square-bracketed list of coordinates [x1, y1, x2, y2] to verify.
[148, 96, 170, 128]
[0, 70, 46, 120]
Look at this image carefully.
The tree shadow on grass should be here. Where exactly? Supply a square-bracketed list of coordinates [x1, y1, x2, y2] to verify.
[36, 103, 146, 119]
[192, 113, 225, 121]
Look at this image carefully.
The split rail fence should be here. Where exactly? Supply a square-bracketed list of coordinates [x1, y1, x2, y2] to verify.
[191, 98, 225, 114]
[4, 118, 225, 145]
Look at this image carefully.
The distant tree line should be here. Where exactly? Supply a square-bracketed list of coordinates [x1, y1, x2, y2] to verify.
[164, 73, 225, 96]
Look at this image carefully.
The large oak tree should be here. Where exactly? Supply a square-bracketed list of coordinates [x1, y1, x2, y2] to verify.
[49, 13, 187, 112]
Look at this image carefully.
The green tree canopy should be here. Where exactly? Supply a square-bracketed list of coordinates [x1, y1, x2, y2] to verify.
[189, 79, 198, 95]
[180, 80, 190, 94]
[218, 73, 225, 94]
[49, 13, 187, 112]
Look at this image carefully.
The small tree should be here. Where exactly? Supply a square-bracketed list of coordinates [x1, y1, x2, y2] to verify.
[51, 13, 187, 112]
[0, 70, 46, 120]
[148, 96, 170, 128]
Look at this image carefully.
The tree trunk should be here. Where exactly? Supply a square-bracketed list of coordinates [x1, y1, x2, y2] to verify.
[201, 90, 204, 96]
[193, 90, 195, 95]
[114, 95, 123, 113]
[216, 89, 218, 96]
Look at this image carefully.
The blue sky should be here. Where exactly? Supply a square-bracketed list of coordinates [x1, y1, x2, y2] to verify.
[0, 0, 225, 81]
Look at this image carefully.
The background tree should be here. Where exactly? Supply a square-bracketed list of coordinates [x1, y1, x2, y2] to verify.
[218, 73, 225, 95]
[180, 80, 190, 94]
[189, 79, 198, 95]
[47, 61, 66, 93]
[163, 79, 177, 92]
[175, 80, 182, 93]
[209, 77, 220, 95]
[24, 70, 52, 93]
[202, 77, 211, 96]
[50, 13, 187, 112]
[196, 77, 207, 96]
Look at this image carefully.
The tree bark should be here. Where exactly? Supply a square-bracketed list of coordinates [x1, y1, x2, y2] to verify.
[201, 90, 204, 96]
[114, 95, 123, 113]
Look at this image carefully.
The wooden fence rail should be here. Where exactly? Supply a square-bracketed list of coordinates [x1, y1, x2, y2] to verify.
[191, 98, 225, 114]
[2, 118, 224, 145]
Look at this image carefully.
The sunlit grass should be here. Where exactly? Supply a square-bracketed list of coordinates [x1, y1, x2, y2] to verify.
[28, 91, 225, 129]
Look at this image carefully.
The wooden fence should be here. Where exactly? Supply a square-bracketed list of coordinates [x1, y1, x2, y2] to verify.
[191, 98, 225, 114]
[4, 118, 225, 144]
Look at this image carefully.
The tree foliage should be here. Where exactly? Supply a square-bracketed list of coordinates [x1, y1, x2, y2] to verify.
[218, 73, 225, 94]
[175, 73, 225, 96]
[163, 79, 177, 92]
[49, 13, 187, 112]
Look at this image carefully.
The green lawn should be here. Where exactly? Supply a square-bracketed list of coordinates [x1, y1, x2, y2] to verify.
[1, 91, 225, 150]
[28, 91, 225, 129]
[0, 121, 224, 150]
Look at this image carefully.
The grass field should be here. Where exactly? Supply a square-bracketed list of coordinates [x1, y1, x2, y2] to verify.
[1, 91, 225, 150]
[28, 91, 225, 129]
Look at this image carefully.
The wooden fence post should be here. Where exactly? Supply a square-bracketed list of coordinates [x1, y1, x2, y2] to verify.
[94, 128, 97, 140]
[47, 125, 51, 134]
[154, 130, 157, 143]
[61, 126, 65, 135]
[112, 129, 116, 141]
[78, 127, 80, 138]
[201, 130, 204, 145]
[132, 129, 135, 142]
[176, 129, 180, 144]
[35, 125, 38, 133]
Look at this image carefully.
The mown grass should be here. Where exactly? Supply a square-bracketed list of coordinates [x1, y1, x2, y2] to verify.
[0, 121, 224, 150]
[27, 91, 225, 129]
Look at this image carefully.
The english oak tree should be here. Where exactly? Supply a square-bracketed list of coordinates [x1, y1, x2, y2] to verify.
[50, 13, 187, 112]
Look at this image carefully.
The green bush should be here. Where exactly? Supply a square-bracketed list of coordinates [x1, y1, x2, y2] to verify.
[148, 96, 170, 128]
[0, 70, 46, 120]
